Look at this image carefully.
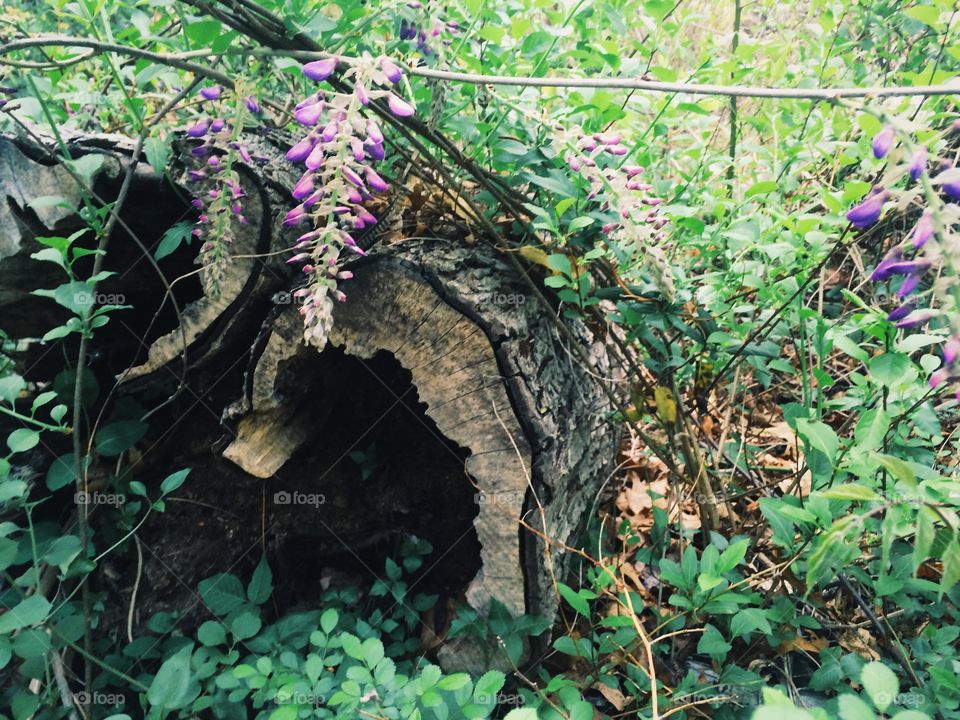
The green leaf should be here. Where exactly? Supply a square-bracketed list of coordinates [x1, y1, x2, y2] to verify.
[820, 485, 881, 502]
[197, 574, 246, 615]
[730, 608, 772, 638]
[869, 353, 911, 388]
[838, 693, 877, 720]
[43, 535, 82, 573]
[717, 539, 749, 573]
[854, 409, 890, 451]
[144, 135, 171, 174]
[0, 595, 51, 634]
[941, 538, 960, 594]
[861, 661, 899, 713]
[0, 375, 25, 405]
[320, 608, 338, 634]
[147, 643, 195, 710]
[546, 254, 573, 278]
[875, 455, 916, 486]
[746, 180, 779, 198]
[7, 429, 39, 454]
[160, 468, 190, 495]
[65, 154, 105, 186]
[902, 5, 941, 27]
[95, 420, 148, 457]
[696, 624, 730, 660]
[558, 582, 590, 615]
[504, 711, 538, 720]
[474, 670, 506, 699]
[247, 556, 273, 605]
[229, 611, 261, 641]
[913, 507, 936, 572]
[197, 621, 226, 646]
[361, 637, 384, 667]
[154, 221, 196, 261]
[795, 418, 839, 465]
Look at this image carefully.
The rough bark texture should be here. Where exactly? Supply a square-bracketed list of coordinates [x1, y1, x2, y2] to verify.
[0, 131, 624, 673]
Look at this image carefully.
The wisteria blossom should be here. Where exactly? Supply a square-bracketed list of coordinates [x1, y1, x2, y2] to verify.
[283, 53, 415, 347]
[182, 86, 260, 293]
[553, 126, 674, 298]
[853, 116, 960, 396]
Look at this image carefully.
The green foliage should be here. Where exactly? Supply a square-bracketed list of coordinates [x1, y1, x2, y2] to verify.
[0, 0, 958, 718]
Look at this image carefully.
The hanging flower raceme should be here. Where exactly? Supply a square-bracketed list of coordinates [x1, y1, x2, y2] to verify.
[182, 85, 262, 293]
[552, 125, 674, 299]
[283, 53, 415, 347]
[852, 115, 960, 399]
[397, 1, 460, 58]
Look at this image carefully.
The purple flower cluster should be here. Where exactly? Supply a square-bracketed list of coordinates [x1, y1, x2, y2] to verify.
[283, 54, 415, 346]
[183, 86, 262, 292]
[554, 127, 674, 296]
[397, 1, 460, 56]
[850, 118, 960, 396]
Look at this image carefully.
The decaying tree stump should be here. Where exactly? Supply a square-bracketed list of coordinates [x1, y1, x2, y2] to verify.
[0, 131, 623, 672]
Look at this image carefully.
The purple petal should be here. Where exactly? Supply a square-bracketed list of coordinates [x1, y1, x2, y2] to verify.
[365, 140, 385, 161]
[186, 119, 210, 138]
[386, 93, 415, 117]
[286, 136, 316, 164]
[912, 211, 934, 249]
[896, 273, 922, 298]
[847, 191, 889, 228]
[321, 119, 339, 142]
[895, 309, 937, 328]
[295, 103, 324, 127]
[305, 143, 326, 171]
[355, 84, 370, 106]
[302, 57, 338, 82]
[380, 58, 404, 83]
[210, 119, 226, 133]
[908, 148, 927, 181]
[351, 138, 365, 163]
[283, 206, 307, 227]
[872, 126, 895, 159]
[886, 301, 914, 322]
[292, 173, 316, 200]
[200, 86, 223, 101]
[365, 167, 389, 193]
[342, 166, 364, 187]
[366, 121, 384, 144]
[244, 96, 261, 114]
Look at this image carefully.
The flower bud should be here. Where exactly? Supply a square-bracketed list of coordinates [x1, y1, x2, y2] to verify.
[872, 126, 895, 159]
[200, 85, 223, 101]
[302, 57, 338, 82]
[386, 93, 415, 117]
[380, 57, 404, 83]
[908, 148, 927, 181]
[846, 189, 889, 228]
[911, 210, 934, 249]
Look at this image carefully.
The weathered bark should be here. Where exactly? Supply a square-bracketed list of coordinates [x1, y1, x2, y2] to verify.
[0, 131, 623, 672]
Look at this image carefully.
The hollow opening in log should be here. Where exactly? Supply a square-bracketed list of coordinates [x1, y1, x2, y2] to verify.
[265, 347, 482, 603]
[124, 346, 481, 628]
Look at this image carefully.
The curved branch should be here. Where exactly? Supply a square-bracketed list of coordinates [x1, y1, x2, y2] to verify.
[3, 34, 959, 100]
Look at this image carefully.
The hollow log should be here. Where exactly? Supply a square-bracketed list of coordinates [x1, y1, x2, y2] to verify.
[0, 131, 623, 672]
